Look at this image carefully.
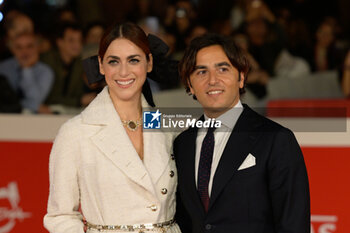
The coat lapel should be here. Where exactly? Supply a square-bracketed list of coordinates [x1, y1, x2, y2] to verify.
[209, 105, 263, 210]
[82, 87, 157, 197]
[143, 130, 171, 184]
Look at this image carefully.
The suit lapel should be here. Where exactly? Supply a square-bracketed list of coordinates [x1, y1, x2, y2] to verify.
[83, 87, 157, 197]
[209, 106, 263, 210]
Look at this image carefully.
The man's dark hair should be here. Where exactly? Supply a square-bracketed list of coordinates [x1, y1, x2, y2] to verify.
[179, 33, 250, 97]
[56, 21, 82, 39]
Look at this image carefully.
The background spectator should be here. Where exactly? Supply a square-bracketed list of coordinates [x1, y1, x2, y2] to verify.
[164, 0, 198, 59]
[341, 50, 350, 97]
[40, 22, 94, 114]
[3, 10, 34, 38]
[0, 32, 54, 113]
[312, 18, 345, 72]
[82, 21, 106, 59]
[0, 74, 22, 113]
[0, 0, 349, 114]
[185, 24, 208, 47]
[243, 1, 286, 76]
[233, 32, 270, 99]
[1, 10, 34, 60]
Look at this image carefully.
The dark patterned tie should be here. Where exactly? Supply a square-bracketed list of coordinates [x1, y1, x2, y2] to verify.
[197, 126, 216, 212]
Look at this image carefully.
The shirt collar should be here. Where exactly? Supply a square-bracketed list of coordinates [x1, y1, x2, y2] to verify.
[204, 100, 244, 130]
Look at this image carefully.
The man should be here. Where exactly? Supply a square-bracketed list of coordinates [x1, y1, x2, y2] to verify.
[41, 22, 95, 113]
[1, 10, 34, 60]
[174, 34, 310, 233]
[0, 32, 54, 113]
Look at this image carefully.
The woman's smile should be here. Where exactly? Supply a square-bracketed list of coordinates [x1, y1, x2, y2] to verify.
[115, 78, 135, 88]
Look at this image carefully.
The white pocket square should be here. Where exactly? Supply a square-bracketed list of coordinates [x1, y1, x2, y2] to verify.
[238, 153, 256, 171]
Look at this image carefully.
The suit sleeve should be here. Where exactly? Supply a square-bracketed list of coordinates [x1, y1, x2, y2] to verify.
[175, 187, 193, 233]
[43, 121, 85, 233]
[268, 128, 310, 233]
[173, 137, 192, 233]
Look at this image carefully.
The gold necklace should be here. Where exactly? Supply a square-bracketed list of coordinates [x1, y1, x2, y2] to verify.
[121, 118, 142, 131]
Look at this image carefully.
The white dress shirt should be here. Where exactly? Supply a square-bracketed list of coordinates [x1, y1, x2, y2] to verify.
[195, 101, 244, 196]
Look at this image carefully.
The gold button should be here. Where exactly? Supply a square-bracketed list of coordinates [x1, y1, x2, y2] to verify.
[149, 204, 157, 211]
[161, 188, 168, 194]
[169, 170, 175, 177]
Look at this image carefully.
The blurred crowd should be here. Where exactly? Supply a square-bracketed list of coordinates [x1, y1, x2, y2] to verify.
[0, 0, 349, 114]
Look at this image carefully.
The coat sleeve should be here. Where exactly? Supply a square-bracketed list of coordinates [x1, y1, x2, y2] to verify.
[268, 128, 310, 233]
[43, 121, 85, 233]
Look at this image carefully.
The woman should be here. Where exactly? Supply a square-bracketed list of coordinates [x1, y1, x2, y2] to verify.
[44, 22, 181, 233]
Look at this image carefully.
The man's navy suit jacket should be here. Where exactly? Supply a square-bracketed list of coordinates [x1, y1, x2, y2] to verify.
[174, 104, 310, 233]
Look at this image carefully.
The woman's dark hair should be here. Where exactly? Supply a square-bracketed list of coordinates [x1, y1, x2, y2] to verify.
[99, 22, 151, 61]
[98, 22, 155, 106]
[179, 33, 250, 97]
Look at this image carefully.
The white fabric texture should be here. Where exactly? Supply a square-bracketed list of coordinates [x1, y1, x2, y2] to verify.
[44, 86, 180, 233]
